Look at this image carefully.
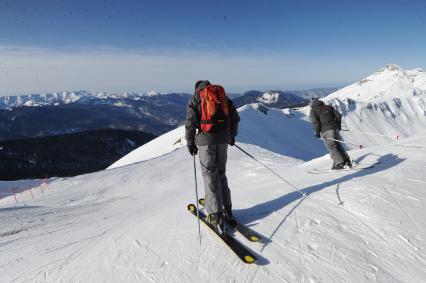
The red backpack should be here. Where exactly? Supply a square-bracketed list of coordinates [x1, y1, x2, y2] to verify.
[199, 85, 229, 133]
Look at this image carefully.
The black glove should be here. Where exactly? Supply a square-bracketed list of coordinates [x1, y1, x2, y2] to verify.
[315, 133, 321, 138]
[229, 136, 236, 146]
[187, 141, 198, 156]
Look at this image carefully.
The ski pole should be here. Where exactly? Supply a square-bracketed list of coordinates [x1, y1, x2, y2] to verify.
[193, 155, 202, 246]
[341, 129, 399, 140]
[234, 144, 306, 198]
[321, 136, 364, 149]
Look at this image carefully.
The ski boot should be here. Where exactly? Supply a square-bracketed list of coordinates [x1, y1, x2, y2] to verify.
[331, 162, 345, 170]
[223, 207, 237, 226]
[207, 213, 224, 234]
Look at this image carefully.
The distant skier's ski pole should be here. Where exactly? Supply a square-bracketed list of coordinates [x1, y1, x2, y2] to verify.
[234, 144, 307, 198]
[321, 136, 364, 149]
[341, 129, 399, 140]
[193, 155, 202, 246]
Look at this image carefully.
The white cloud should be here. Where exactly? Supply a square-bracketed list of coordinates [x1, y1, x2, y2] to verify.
[0, 45, 388, 95]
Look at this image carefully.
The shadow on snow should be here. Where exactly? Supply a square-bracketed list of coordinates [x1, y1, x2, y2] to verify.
[234, 153, 405, 245]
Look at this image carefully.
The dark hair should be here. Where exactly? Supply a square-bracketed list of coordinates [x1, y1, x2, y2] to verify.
[195, 80, 204, 91]
[194, 80, 211, 92]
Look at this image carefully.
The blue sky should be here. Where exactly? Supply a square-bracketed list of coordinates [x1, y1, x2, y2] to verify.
[0, 0, 425, 95]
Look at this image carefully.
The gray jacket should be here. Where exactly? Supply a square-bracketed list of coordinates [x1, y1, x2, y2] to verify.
[185, 84, 240, 146]
[309, 100, 341, 135]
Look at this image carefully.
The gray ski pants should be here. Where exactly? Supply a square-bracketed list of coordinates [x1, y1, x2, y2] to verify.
[322, 129, 350, 165]
[198, 144, 232, 215]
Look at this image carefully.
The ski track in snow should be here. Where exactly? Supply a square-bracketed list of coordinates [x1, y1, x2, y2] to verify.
[380, 185, 421, 232]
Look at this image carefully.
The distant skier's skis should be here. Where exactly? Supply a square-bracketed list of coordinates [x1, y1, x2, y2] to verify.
[187, 204, 257, 264]
[198, 198, 262, 242]
[308, 162, 381, 174]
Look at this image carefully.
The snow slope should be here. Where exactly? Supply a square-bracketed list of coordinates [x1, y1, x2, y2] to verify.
[1, 127, 426, 282]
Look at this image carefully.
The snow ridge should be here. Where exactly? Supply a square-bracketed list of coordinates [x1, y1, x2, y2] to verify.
[317, 65, 426, 148]
[328, 64, 426, 102]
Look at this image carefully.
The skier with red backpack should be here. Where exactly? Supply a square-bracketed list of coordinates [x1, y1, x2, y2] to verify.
[185, 80, 240, 232]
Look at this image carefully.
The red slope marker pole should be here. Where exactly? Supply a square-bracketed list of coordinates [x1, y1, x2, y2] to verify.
[29, 187, 34, 199]
[12, 188, 18, 203]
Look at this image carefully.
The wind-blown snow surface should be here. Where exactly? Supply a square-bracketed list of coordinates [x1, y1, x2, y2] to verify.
[1, 128, 426, 282]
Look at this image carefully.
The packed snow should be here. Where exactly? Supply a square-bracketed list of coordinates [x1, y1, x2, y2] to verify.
[1, 65, 426, 282]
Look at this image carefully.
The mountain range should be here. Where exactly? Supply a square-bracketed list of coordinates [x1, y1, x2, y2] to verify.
[0, 92, 191, 140]
[0, 88, 339, 142]
[0, 88, 338, 110]
[230, 88, 340, 109]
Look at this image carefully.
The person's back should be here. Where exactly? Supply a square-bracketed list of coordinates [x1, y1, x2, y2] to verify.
[309, 99, 341, 135]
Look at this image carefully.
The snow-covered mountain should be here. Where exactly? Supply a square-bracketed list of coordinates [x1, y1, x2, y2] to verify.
[290, 87, 341, 100]
[328, 64, 426, 101]
[315, 64, 426, 148]
[233, 90, 308, 109]
[231, 88, 340, 109]
[1, 64, 426, 282]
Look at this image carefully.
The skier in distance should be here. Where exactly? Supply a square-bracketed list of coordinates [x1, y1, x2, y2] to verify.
[309, 96, 352, 170]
